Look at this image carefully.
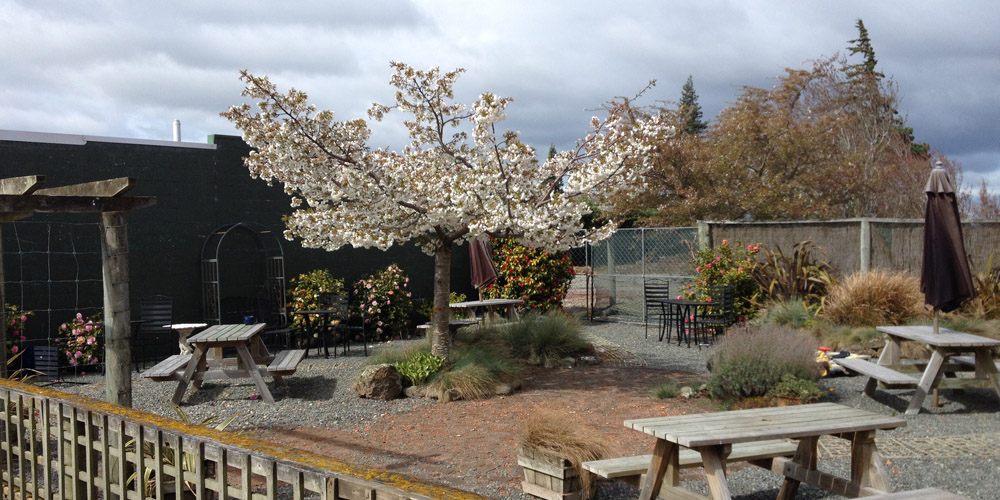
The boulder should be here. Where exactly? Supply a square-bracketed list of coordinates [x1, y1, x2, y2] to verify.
[352, 364, 402, 400]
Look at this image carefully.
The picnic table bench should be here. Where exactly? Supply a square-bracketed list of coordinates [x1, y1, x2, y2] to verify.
[140, 354, 192, 381]
[583, 439, 797, 486]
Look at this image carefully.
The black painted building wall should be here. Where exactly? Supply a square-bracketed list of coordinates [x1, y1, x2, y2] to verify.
[1, 132, 473, 343]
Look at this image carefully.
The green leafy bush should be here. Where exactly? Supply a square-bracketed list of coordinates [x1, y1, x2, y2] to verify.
[496, 312, 590, 366]
[707, 325, 820, 401]
[393, 352, 445, 386]
[683, 239, 760, 321]
[752, 240, 836, 310]
[288, 269, 345, 330]
[766, 373, 823, 402]
[482, 238, 575, 311]
[353, 263, 414, 341]
[418, 292, 466, 320]
[822, 270, 925, 327]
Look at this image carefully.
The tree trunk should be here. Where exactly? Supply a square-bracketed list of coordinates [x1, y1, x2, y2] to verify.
[431, 245, 452, 358]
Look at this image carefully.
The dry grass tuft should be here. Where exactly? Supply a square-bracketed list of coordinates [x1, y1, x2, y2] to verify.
[520, 409, 614, 499]
[822, 270, 927, 327]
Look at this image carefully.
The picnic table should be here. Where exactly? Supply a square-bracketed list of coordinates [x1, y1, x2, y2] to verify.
[625, 402, 905, 500]
[843, 326, 1000, 414]
[449, 298, 523, 322]
[160, 323, 304, 405]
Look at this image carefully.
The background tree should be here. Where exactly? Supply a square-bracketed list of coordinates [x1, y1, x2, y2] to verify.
[679, 75, 708, 135]
[224, 63, 672, 358]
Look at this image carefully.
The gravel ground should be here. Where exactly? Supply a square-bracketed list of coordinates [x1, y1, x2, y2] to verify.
[42, 321, 999, 499]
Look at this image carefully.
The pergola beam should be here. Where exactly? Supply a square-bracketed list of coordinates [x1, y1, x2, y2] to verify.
[35, 177, 135, 197]
[0, 175, 45, 195]
[0, 194, 156, 214]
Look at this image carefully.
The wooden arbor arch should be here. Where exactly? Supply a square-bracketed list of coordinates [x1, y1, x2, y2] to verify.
[0, 175, 155, 407]
[200, 222, 286, 326]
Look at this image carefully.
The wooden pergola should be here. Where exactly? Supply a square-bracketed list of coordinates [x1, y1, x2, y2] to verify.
[0, 175, 155, 408]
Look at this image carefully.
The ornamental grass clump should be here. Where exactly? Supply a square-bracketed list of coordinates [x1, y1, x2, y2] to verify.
[822, 270, 925, 327]
[497, 311, 590, 366]
[521, 409, 614, 500]
[707, 325, 820, 402]
[425, 341, 520, 400]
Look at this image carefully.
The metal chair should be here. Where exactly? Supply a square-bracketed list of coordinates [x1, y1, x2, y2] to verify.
[303, 292, 366, 358]
[643, 278, 676, 341]
[133, 295, 173, 370]
[693, 283, 734, 346]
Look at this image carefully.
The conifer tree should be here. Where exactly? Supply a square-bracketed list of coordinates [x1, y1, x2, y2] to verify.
[845, 19, 884, 81]
[679, 75, 707, 135]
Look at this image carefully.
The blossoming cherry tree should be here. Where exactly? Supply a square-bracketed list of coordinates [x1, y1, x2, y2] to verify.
[224, 62, 673, 358]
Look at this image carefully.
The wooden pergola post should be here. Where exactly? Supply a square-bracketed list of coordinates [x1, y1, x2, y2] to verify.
[100, 211, 132, 407]
[0, 175, 155, 407]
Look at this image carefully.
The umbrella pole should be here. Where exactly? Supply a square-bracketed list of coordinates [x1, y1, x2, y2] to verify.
[933, 309, 939, 334]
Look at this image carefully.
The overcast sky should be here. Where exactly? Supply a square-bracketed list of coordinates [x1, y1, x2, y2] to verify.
[3, 1, 999, 191]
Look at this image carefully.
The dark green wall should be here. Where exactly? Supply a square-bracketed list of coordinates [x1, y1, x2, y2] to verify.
[1, 134, 473, 342]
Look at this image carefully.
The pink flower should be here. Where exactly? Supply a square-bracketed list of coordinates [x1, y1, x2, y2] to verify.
[85, 324, 93, 331]
[376, 327, 383, 334]
[722, 239, 728, 245]
[705, 263, 712, 269]
[61, 324, 67, 331]
[706, 297, 712, 302]
[720, 270, 726, 275]
[11, 346, 19, 354]
[747, 244, 753, 250]
[20, 315, 27, 322]
[676, 295, 682, 300]
[695, 266, 701, 273]
[715, 257, 721, 262]
[87, 337, 96, 345]
[753, 246, 759, 251]
[377, 321, 383, 326]
[738, 267, 744, 271]
[74, 351, 83, 358]
[76, 312, 83, 320]
[69, 359, 77, 366]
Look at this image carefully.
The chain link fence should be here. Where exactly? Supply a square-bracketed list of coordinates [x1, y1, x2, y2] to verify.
[565, 227, 697, 323]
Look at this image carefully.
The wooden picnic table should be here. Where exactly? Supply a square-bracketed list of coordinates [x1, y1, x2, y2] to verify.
[626, 402, 906, 500]
[171, 323, 279, 404]
[873, 325, 1000, 414]
[449, 298, 523, 322]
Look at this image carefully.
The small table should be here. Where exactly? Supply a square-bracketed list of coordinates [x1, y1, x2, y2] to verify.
[171, 323, 278, 404]
[449, 298, 523, 322]
[294, 310, 344, 358]
[627, 402, 906, 500]
[651, 297, 713, 346]
[875, 325, 1000, 414]
[164, 322, 208, 355]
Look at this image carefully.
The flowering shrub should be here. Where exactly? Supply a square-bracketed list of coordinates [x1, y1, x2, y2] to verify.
[683, 240, 761, 321]
[287, 269, 345, 330]
[353, 264, 413, 342]
[58, 312, 103, 367]
[4, 304, 31, 358]
[482, 239, 575, 311]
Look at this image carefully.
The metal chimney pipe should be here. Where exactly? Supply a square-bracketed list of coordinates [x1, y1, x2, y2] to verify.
[173, 120, 181, 142]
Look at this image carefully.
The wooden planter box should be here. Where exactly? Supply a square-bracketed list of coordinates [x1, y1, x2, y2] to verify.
[517, 446, 590, 500]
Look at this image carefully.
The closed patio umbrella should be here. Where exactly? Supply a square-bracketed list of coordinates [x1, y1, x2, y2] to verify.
[921, 162, 975, 332]
[470, 239, 498, 299]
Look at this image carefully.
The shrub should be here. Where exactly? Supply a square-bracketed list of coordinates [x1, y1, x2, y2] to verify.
[287, 269, 345, 330]
[520, 409, 613, 500]
[765, 298, 815, 328]
[482, 238, 575, 311]
[353, 264, 414, 341]
[4, 304, 31, 358]
[393, 352, 445, 386]
[766, 374, 823, 402]
[58, 312, 103, 368]
[496, 312, 590, 366]
[822, 270, 926, 327]
[752, 240, 836, 310]
[417, 292, 466, 320]
[961, 253, 1000, 319]
[707, 325, 820, 401]
[683, 239, 760, 321]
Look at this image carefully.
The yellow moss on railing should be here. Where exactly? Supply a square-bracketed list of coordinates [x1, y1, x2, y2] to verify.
[0, 378, 488, 500]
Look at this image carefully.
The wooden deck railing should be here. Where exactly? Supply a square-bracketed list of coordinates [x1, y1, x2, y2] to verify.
[0, 378, 488, 500]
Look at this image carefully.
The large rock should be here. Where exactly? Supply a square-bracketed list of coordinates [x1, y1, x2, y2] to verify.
[352, 364, 402, 400]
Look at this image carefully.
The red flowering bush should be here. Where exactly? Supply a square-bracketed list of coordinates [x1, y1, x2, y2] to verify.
[683, 240, 761, 320]
[4, 303, 31, 358]
[58, 312, 103, 367]
[353, 264, 414, 341]
[482, 239, 575, 311]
